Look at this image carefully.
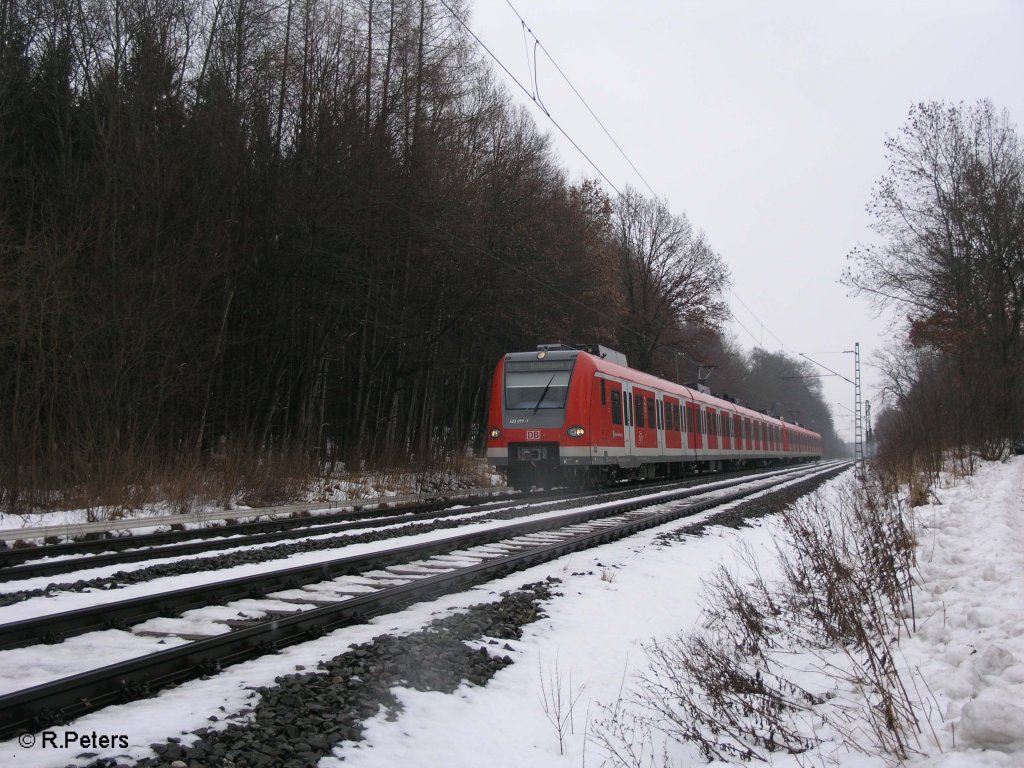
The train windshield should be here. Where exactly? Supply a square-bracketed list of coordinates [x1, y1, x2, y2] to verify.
[504, 358, 576, 411]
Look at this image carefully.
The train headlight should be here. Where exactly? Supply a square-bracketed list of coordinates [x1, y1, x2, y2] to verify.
[489, 427, 502, 439]
[567, 425, 586, 438]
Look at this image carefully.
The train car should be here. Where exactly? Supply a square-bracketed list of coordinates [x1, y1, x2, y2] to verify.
[486, 344, 822, 491]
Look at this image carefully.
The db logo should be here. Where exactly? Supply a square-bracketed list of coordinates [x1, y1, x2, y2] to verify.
[526, 430, 541, 441]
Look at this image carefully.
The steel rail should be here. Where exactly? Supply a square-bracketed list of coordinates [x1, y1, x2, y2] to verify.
[0, 466, 801, 577]
[0, 462, 849, 737]
[0, 493, 524, 568]
[0, 469, 796, 650]
[0, 498, 549, 582]
[0, 464, 836, 651]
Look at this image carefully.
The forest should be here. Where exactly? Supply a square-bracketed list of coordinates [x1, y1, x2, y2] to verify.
[845, 100, 1024, 480]
[0, 0, 841, 512]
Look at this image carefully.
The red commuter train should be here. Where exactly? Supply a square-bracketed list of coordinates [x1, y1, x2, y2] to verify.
[486, 344, 822, 491]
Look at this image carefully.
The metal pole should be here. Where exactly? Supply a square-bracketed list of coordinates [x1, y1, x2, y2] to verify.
[854, 342, 863, 466]
[864, 399, 872, 459]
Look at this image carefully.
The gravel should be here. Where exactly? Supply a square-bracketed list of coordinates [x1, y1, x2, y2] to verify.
[0, 470, 793, 606]
[71, 578, 561, 768]
[0, 502, 571, 607]
[654, 466, 847, 543]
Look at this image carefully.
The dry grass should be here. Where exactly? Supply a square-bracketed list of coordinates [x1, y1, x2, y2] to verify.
[6, 444, 497, 521]
[594, 473, 923, 766]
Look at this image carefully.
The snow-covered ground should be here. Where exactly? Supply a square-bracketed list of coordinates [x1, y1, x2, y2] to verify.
[3, 459, 1023, 767]
[0, 465, 503, 538]
[0, 470, 813, 696]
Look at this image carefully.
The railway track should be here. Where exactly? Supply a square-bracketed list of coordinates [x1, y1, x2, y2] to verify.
[0, 467, 797, 584]
[0, 461, 848, 738]
[0, 496, 545, 582]
[0, 491, 527, 568]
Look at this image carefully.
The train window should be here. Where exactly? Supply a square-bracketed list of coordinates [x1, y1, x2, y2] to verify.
[687, 406, 695, 434]
[504, 358, 576, 410]
[635, 395, 645, 427]
[647, 398, 656, 429]
[611, 390, 622, 425]
[626, 393, 633, 426]
[600, 379, 606, 406]
[677, 404, 684, 432]
[665, 403, 673, 432]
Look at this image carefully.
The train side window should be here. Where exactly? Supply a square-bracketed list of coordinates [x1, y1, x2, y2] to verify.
[677, 404, 684, 432]
[687, 406, 695, 433]
[600, 379, 606, 406]
[611, 390, 622, 425]
[647, 398, 656, 429]
[665, 403, 673, 432]
[635, 395, 645, 427]
[626, 393, 633, 426]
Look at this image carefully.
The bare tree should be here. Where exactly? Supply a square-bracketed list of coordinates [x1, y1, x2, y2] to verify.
[844, 100, 1024, 454]
[613, 187, 730, 371]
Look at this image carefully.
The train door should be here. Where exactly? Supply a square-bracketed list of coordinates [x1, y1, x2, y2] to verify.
[687, 403, 703, 450]
[632, 387, 657, 455]
[602, 378, 628, 451]
[594, 377, 626, 450]
[707, 408, 719, 450]
[664, 396, 682, 453]
[620, 382, 635, 460]
[679, 397, 694, 459]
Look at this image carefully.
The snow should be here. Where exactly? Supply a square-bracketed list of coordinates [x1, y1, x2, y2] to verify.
[0, 470, 817, 695]
[3, 459, 1023, 767]
[0, 465, 504, 538]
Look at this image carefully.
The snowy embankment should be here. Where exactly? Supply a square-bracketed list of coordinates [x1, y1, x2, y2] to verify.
[331, 460, 1024, 768]
[899, 458, 1024, 764]
[3, 461, 1023, 767]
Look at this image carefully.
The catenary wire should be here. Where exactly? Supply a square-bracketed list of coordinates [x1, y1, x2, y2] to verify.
[460, 0, 821, 365]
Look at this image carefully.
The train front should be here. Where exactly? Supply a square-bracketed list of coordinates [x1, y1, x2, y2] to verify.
[485, 347, 591, 491]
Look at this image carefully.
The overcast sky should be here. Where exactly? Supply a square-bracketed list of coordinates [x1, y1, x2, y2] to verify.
[466, 0, 1024, 441]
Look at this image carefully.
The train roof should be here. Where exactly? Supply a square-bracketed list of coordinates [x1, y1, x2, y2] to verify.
[504, 346, 820, 439]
